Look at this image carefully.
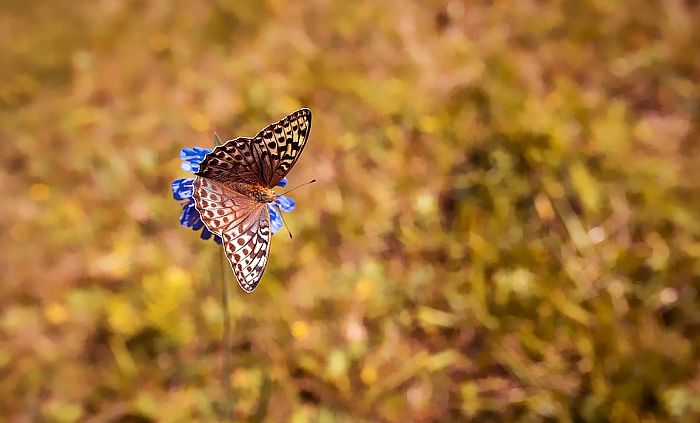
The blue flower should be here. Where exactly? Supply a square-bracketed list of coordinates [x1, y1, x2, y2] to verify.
[172, 147, 294, 243]
[267, 192, 296, 233]
[179, 147, 211, 173]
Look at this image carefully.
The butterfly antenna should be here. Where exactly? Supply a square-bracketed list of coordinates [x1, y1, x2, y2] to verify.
[276, 206, 293, 239]
[280, 179, 317, 196]
[213, 132, 223, 146]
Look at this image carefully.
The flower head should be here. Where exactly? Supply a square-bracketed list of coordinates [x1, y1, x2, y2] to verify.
[172, 147, 294, 242]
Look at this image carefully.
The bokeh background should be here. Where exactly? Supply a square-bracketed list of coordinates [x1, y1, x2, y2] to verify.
[2, 1, 699, 421]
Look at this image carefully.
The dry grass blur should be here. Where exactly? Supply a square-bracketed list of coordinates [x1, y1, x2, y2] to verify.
[1, 0, 699, 421]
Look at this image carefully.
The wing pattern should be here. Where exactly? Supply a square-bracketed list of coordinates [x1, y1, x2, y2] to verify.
[193, 177, 270, 292]
[222, 207, 271, 292]
[195, 108, 311, 187]
[256, 108, 312, 186]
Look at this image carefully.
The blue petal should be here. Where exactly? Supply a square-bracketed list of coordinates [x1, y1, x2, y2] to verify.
[179, 201, 194, 226]
[274, 195, 296, 212]
[185, 211, 199, 228]
[277, 177, 288, 188]
[268, 206, 283, 233]
[181, 162, 200, 173]
[195, 147, 212, 155]
[179, 147, 212, 173]
[179, 211, 189, 226]
[179, 147, 211, 163]
[181, 200, 201, 228]
[172, 178, 194, 200]
[174, 147, 226, 245]
[267, 205, 277, 220]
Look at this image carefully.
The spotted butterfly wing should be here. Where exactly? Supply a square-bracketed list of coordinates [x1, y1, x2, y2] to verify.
[193, 178, 270, 292]
[196, 108, 312, 188]
[193, 108, 311, 292]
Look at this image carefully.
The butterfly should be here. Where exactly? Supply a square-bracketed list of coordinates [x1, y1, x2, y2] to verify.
[192, 108, 312, 292]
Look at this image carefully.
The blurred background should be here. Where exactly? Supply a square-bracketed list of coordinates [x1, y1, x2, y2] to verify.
[1, 0, 699, 421]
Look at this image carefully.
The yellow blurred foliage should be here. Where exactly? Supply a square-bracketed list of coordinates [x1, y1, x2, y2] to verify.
[1, 0, 698, 421]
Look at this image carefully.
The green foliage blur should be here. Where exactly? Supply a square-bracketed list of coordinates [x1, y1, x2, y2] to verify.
[1, 1, 699, 421]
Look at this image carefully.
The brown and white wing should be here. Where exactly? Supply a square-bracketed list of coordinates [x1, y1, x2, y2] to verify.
[221, 207, 271, 293]
[193, 177, 271, 292]
[195, 108, 312, 188]
[195, 136, 269, 186]
[255, 108, 312, 187]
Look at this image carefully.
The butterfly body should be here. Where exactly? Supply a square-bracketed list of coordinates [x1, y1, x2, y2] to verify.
[191, 108, 312, 292]
[227, 181, 278, 204]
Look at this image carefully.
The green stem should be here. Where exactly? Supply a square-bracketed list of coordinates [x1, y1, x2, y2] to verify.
[213, 132, 234, 421]
[220, 250, 234, 421]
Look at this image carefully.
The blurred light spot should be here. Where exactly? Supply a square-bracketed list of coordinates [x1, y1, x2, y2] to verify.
[354, 279, 373, 300]
[534, 194, 554, 221]
[134, 392, 158, 417]
[345, 318, 366, 342]
[460, 382, 479, 417]
[663, 387, 696, 419]
[232, 369, 249, 387]
[647, 233, 670, 270]
[110, 337, 137, 377]
[325, 188, 344, 213]
[128, 199, 150, 222]
[327, 350, 348, 378]
[29, 183, 50, 201]
[551, 291, 590, 325]
[340, 132, 357, 151]
[189, 113, 210, 133]
[44, 400, 83, 422]
[45, 303, 69, 324]
[419, 116, 439, 134]
[164, 267, 191, 290]
[607, 280, 626, 298]
[149, 33, 169, 52]
[291, 320, 309, 339]
[633, 119, 654, 143]
[107, 297, 141, 336]
[588, 226, 606, 244]
[360, 366, 377, 385]
[659, 287, 678, 306]
[496, 268, 535, 299]
[414, 192, 436, 217]
[201, 297, 222, 327]
[418, 306, 457, 328]
[406, 382, 430, 409]
[64, 201, 85, 222]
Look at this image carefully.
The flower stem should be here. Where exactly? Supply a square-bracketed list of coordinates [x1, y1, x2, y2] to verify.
[220, 241, 234, 420]
[213, 131, 234, 421]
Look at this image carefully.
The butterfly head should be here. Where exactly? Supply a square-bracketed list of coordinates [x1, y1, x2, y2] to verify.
[255, 185, 279, 204]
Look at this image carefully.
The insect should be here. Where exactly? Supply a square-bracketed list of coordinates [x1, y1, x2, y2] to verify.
[192, 108, 312, 292]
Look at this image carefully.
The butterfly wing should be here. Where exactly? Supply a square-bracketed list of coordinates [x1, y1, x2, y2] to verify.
[196, 108, 312, 187]
[193, 177, 271, 292]
[195, 136, 269, 185]
[254, 108, 312, 187]
[222, 207, 271, 293]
